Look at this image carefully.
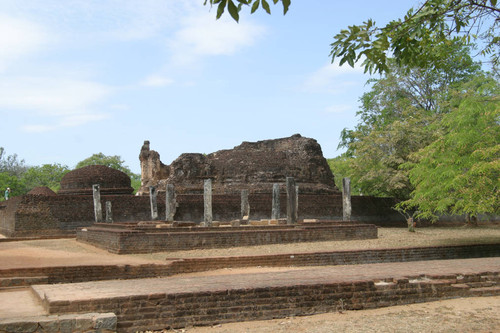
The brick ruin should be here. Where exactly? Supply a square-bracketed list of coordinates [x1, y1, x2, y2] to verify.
[0, 135, 404, 238]
[138, 134, 338, 195]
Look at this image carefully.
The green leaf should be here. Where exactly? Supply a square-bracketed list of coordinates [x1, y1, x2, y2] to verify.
[261, 0, 271, 14]
[227, 0, 239, 22]
[216, 0, 227, 19]
[282, 0, 291, 14]
[250, 0, 260, 13]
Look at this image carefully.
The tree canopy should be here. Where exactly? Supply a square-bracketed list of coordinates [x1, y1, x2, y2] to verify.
[21, 164, 70, 193]
[331, 41, 483, 199]
[398, 76, 499, 221]
[208, 0, 499, 73]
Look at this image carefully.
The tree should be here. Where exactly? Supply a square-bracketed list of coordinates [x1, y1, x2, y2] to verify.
[0, 172, 27, 200]
[327, 155, 362, 195]
[398, 76, 499, 222]
[338, 41, 482, 199]
[76, 153, 141, 193]
[21, 164, 70, 193]
[0, 147, 27, 177]
[208, 0, 499, 73]
[330, 0, 499, 74]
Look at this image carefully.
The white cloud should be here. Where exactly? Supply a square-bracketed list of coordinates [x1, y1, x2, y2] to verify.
[324, 104, 354, 114]
[0, 15, 50, 71]
[302, 61, 365, 94]
[168, 13, 266, 65]
[0, 76, 112, 131]
[140, 74, 174, 87]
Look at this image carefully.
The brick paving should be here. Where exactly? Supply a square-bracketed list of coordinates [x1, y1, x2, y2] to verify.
[33, 257, 500, 304]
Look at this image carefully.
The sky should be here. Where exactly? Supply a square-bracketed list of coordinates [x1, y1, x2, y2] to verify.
[0, 0, 419, 174]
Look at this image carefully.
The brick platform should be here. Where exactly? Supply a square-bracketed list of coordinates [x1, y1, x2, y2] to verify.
[31, 258, 500, 332]
[1, 244, 498, 286]
[77, 222, 378, 254]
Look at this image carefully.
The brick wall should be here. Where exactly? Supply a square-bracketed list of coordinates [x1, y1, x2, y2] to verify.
[1, 192, 403, 237]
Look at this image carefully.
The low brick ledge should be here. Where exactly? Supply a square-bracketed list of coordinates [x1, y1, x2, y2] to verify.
[169, 243, 500, 274]
[0, 312, 116, 333]
[0, 243, 498, 285]
[32, 269, 500, 333]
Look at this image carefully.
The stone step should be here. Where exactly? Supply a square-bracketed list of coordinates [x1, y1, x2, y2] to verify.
[0, 312, 116, 333]
[0, 276, 49, 289]
[469, 286, 500, 296]
[466, 281, 497, 288]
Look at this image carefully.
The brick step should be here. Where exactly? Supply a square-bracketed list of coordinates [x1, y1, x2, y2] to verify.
[466, 281, 498, 288]
[469, 286, 500, 296]
[0, 276, 48, 289]
[0, 312, 116, 333]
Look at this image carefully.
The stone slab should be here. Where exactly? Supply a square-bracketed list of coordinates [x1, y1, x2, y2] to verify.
[32, 257, 500, 307]
[0, 312, 116, 333]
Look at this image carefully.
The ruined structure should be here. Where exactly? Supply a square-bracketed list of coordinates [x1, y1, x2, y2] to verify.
[0, 165, 151, 237]
[59, 165, 134, 196]
[0, 137, 404, 238]
[138, 134, 338, 195]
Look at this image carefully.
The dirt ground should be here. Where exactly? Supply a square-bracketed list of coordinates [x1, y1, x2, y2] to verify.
[169, 296, 500, 333]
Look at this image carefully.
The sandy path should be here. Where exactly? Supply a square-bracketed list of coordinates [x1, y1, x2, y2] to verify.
[162, 296, 500, 333]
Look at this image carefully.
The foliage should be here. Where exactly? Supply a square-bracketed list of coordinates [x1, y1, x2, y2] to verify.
[338, 42, 482, 199]
[0, 172, 27, 199]
[398, 76, 500, 221]
[204, 0, 290, 22]
[327, 155, 361, 195]
[330, 0, 499, 74]
[0, 147, 27, 177]
[76, 153, 141, 192]
[21, 164, 70, 193]
[207, 0, 499, 73]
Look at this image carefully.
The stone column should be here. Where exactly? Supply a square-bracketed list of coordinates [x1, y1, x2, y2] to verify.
[92, 184, 103, 223]
[105, 201, 113, 223]
[286, 177, 297, 225]
[295, 185, 299, 221]
[241, 189, 250, 219]
[165, 184, 176, 222]
[149, 186, 158, 220]
[204, 179, 213, 226]
[271, 183, 280, 220]
[342, 177, 352, 221]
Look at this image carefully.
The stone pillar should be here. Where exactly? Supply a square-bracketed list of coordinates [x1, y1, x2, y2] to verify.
[92, 184, 103, 223]
[204, 179, 213, 226]
[295, 185, 299, 221]
[105, 201, 113, 223]
[165, 184, 176, 222]
[286, 177, 297, 225]
[241, 189, 250, 219]
[271, 183, 280, 220]
[149, 186, 158, 220]
[342, 177, 352, 221]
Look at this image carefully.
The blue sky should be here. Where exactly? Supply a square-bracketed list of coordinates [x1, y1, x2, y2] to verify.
[1, 0, 418, 173]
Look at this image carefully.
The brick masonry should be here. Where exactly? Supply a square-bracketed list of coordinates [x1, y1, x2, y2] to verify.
[30, 258, 500, 333]
[77, 223, 379, 254]
[1, 243, 498, 285]
[0, 312, 116, 333]
[0, 192, 403, 237]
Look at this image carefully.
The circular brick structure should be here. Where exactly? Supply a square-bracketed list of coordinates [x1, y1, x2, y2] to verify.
[27, 186, 57, 196]
[58, 165, 134, 196]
